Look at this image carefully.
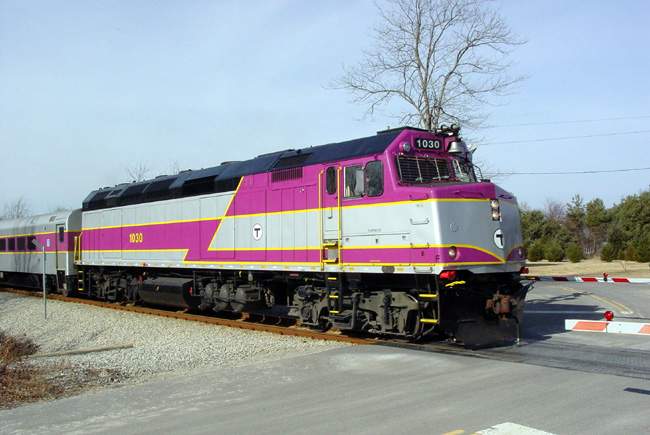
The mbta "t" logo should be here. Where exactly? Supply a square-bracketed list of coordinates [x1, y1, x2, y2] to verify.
[252, 223, 263, 241]
[493, 229, 504, 249]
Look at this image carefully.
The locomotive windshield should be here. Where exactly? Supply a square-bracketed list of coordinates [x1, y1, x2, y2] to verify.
[451, 157, 477, 183]
[396, 155, 477, 184]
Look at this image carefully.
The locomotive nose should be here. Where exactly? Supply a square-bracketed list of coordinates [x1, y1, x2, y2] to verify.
[492, 196, 525, 263]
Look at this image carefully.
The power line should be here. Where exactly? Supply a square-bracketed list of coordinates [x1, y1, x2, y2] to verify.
[481, 129, 650, 146]
[484, 115, 650, 129]
[495, 166, 650, 176]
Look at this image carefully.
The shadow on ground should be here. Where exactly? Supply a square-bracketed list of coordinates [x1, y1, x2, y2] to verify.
[521, 291, 604, 342]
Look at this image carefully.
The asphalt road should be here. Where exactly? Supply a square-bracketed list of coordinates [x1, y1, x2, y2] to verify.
[522, 281, 650, 350]
[2, 281, 650, 435]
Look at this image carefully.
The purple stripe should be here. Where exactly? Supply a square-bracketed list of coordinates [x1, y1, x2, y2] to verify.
[185, 249, 321, 263]
[82, 221, 212, 255]
[341, 247, 501, 264]
[1, 232, 79, 253]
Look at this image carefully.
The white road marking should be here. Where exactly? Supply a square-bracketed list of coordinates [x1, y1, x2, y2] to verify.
[477, 422, 556, 435]
[560, 287, 635, 315]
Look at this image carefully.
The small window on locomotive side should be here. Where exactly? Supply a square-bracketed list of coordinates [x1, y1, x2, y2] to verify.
[27, 236, 37, 250]
[17, 237, 26, 251]
[365, 161, 384, 197]
[326, 167, 337, 195]
[344, 165, 365, 198]
[8, 238, 15, 251]
[58, 227, 65, 243]
[0, 239, 5, 251]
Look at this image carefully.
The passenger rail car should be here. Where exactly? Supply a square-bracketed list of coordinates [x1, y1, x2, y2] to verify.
[0, 126, 531, 346]
[0, 210, 81, 292]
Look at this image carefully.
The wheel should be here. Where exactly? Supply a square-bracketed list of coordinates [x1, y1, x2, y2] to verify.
[310, 308, 332, 332]
[62, 285, 75, 298]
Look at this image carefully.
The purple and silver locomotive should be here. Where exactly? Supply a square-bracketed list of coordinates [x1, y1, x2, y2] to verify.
[0, 126, 531, 346]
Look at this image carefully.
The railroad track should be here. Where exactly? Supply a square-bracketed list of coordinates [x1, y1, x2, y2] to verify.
[0, 287, 543, 355]
[0, 287, 522, 359]
[0, 288, 373, 345]
[5, 287, 649, 380]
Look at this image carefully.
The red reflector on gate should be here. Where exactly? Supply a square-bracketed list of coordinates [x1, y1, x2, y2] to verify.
[440, 270, 456, 280]
[604, 310, 614, 321]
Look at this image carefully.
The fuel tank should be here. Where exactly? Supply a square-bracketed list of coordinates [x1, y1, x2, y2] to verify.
[138, 277, 199, 309]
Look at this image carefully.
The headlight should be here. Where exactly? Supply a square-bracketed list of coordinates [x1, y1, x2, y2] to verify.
[490, 199, 501, 221]
[448, 246, 457, 259]
[402, 142, 411, 153]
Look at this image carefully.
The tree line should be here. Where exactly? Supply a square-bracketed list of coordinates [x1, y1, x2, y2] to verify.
[521, 187, 650, 263]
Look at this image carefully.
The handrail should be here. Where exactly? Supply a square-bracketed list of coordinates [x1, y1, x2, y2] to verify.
[73, 232, 83, 263]
[337, 166, 342, 266]
[318, 169, 324, 271]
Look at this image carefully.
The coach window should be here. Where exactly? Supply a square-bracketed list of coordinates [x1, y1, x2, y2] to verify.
[344, 165, 365, 198]
[0, 239, 5, 251]
[17, 237, 26, 251]
[365, 161, 384, 197]
[59, 227, 65, 243]
[8, 238, 15, 251]
[326, 167, 337, 195]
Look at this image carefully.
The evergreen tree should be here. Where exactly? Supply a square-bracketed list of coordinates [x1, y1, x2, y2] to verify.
[585, 198, 609, 254]
[565, 194, 586, 246]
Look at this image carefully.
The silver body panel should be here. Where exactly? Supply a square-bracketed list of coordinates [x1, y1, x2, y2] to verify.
[0, 209, 81, 276]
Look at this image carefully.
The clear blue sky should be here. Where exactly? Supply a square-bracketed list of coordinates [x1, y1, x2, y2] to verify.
[1, 0, 649, 213]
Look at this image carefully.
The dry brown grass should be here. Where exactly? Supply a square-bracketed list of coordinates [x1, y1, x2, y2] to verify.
[0, 331, 62, 409]
[0, 331, 127, 409]
[527, 258, 650, 278]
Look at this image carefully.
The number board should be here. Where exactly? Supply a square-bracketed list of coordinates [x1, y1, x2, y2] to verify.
[414, 137, 442, 151]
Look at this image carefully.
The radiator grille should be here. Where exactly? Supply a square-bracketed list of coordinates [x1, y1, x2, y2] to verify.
[396, 155, 450, 184]
[271, 167, 303, 182]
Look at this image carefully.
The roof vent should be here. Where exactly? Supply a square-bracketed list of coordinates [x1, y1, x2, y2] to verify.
[271, 167, 303, 183]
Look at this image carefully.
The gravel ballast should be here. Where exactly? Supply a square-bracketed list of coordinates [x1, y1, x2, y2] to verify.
[0, 292, 343, 385]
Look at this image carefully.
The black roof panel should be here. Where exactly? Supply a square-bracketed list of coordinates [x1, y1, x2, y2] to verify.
[82, 128, 406, 211]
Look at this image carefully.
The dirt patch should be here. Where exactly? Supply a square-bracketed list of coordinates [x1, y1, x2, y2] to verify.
[0, 331, 125, 409]
[527, 258, 650, 278]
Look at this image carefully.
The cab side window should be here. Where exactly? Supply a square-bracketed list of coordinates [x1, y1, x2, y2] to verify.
[365, 161, 383, 197]
[326, 167, 337, 195]
[344, 166, 365, 198]
[59, 227, 65, 243]
[28, 236, 37, 250]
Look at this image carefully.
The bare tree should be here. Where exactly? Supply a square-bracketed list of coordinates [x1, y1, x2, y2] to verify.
[126, 162, 151, 182]
[48, 206, 69, 213]
[544, 200, 566, 223]
[1, 197, 30, 220]
[168, 160, 182, 175]
[337, 0, 525, 130]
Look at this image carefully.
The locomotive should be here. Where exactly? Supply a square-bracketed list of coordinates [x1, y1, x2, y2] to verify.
[0, 126, 531, 346]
